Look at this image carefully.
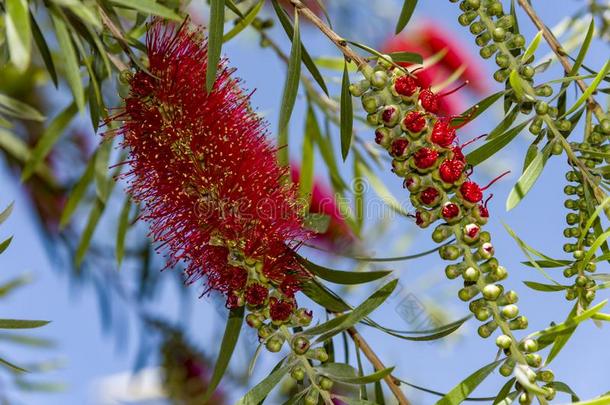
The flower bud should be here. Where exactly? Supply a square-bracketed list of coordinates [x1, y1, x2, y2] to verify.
[482, 284, 502, 301]
[509, 316, 528, 330]
[519, 392, 532, 405]
[463, 266, 480, 282]
[312, 347, 329, 362]
[266, 336, 283, 352]
[371, 71, 389, 89]
[475, 307, 492, 321]
[304, 389, 319, 405]
[499, 358, 515, 376]
[459, 285, 480, 301]
[537, 370, 555, 383]
[291, 366, 305, 381]
[440, 244, 463, 260]
[319, 376, 334, 391]
[361, 94, 381, 113]
[495, 334, 512, 349]
[433, 225, 453, 243]
[477, 242, 495, 259]
[501, 304, 519, 319]
[381, 105, 401, 127]
[291, 335, 311, 355]
[526, 353, 542, 367]
[478, 320, 498, 338]
[497, 290, 519, 305]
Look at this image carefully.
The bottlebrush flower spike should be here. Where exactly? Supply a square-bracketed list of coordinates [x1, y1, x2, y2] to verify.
[110, 19, 310, 310]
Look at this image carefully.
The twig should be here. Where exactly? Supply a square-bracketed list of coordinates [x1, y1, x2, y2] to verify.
[288, 0, 368, 68]
[347, 326, 411, 405]
[517, 0, 605, 120]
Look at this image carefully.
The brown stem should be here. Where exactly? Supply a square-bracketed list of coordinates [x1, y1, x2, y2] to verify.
[288, 0, 368, 68]
[347, 326, 411, 405]
[516, 0, 605, 120]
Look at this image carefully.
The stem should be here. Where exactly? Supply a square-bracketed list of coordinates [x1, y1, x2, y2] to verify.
[287, 0, 368, 68]
[98, 6, 130, 71]
[347, 326, 411, 405]
[516, 0, 605, 121]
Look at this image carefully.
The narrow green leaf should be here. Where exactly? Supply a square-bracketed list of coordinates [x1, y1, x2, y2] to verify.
[271, 0, 328, 95]
[508, 69, 526, 101]
[22, 102, 78, 181]
[543, 303, 578, 365]
[435, 360, 503, 405]
[537, 300, 607, 340]
[387, 51, 423, 64]
[521, 259, 572, 268]
[466, 120, 528, 166]
[549, 381, 580, 402]
[0, 333, 55, 348]
[299, 105, 316, 206]
[0, 237, 13, 254]
[94, 138, 112, 202]
[116, 196, 131, 267]
[0, 202, 14, 226]
[236, 363, 290, 405]
[204, 307, 244, 401]
[321, 364, 395, 385]
[395, 0, 418, 34]
[277, 9, 302, 166]
[0, 319, 49, 329]
[0, 94, 44, 121]
[0, 357, 27, 373]
[523, 281, 569, 292]
[333, 396, 379, 405]
[567, 394, 610, 405]
[50, 9, 84, 111]
[583, 229, 610, 266]
[206, 0, 225, 92]
[5, 0, 32, 71]
[522, 30, 543, 62]
[397, 377, 497, 402]
[298, 256, 391, 285]
[451, 90, 505, 127]
[368, 315, 471, 342]
[493, 378, 517, 405]
[564, 60, 610, 116]
[75, 198, 105, 266]
[487, 105, 520, 140]
[0, 274, 31, 298]
[569, 19, 595, 78]
[223, 0, 264, 43]
[60, 156, 96, 228]
[506, 147, 550, 211]
[301, 278, 351, 312]
[340, 60, 353, 160]
[109, 0, 181, 20]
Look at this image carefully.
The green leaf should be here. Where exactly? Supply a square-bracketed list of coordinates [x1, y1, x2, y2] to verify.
[569, 19, 595, 78]
[0, 202, 14, 226]
[583, 229, 610, 265]
[549, 381, 580, 402]
[387, 51, 423, 64]
[0, 333, 54, 348]
[493, 378, 517, 405]
[564, 60, 610, 116]
[395, 0, 418, 34]
[316, 280, 398, 342]
[60, 156, 96, 228]
[320, 364, 395, 385]
[340, 60, 353, 161]
[299, 105, 317, 205]
[435, 360, 503, 405]
[0, 357, 27, 373]
[506, 147, 550, 211]
[368, 315, 471, 342]
[109, 0, 181, 20]
[22, 102, 78, 181]
[75, 197, 106, 266]
[487, 105, 520, 140]
[358, 162, 410, 217]
[236, 363, 290, 405]
[0, 94, 44, 121]
[5, 0, 32, 71]
[277, 9, 302, 166]
[333, 396, 379, 405]
[466, 120, 528, 167]
[397, 377, 497, 402]
[301, 278, 351, 312]
[204, 307, 244, 401]
[522, 30, 543, 62]
[0, 237, 13, 254]
[523, 281, 569, 292]
[543, 303, 578, 365]
[508, 69, 526, 101]
[302, 212, 330, 234]
[50, 10, 85, 111]
[0, 319, 49, 329]
[298, 256, 391, 285]
[223, 0, 264, 43]
[537, 300, 607, 340]
[271, 0, 328, 95]
[568, 394, 610, 405]
[206, 0, 225, 92]
[116, 196, 131, 267]
[451, 90, 503, 126]
[94, 138, 113, 202]
[0, 274, 31, 298]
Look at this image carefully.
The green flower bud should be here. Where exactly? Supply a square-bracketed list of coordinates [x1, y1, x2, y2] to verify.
[537, 370, 555, 383]
[367, 112, 380, 126]
[498, 290, 519, 305]
[291, 366, 305, 381]
[470, 22, 485, 34]
[543, 386, 556, 401]
[509, 316, 529, 330]
[463, 266, 480, 282]
[371, 71, 389, 89]
[246, 313, 263, 329]
[576, 275, 588, 287]
[458, 11, 478, 26]
[313, 347, 329, 362]
[519, 392, 532, 405]
[266, 337, 283, 352]
[459, 285, 480, 301]
[487, 265, 508, 282]
[392, 159, 410, 177]
[558, 119, 572, 132]
[526, 353, 542, 367]
[291, 335, 311, 355]
[475, 307, 492, 321]
[492, 27, 506, 42]
[520, 65, 535, 79]
[487, 1, 503, 16]
[600, 119, 610, 134]
[585, 289, 596, 302]
[475, 32, 491, 47]
[501, 304, 519, 319]
[535, 84, 553, 97]
[480, 44, 498, 59]
[496, 334, 512, 349]
[535, 101, 549, 115]
[483, 284, 503, 301]
[495, 54, 510, 68]
[258, 325, 273, 339]
[493, 68, 510, 83]
[432, 225, 453, 243]
[508, 34, 526, 49]
[480, 258, 499, 273]
[319, 376, 334, 391]
[496, 15, 514, 29]
[304, 388, 319, 405]
[499, 358, 515, 376]
[477, 242, 495, 259]
[465, 0, 480, 9]
[349, 79, 371, 97]
[440, 245, 463, 261]
[478, 321, 498, 338]
[445, 264, 463, 279]
[565, 287, 577, 301]
[362, 94, 380, 113]
[377, 54, 394, 69]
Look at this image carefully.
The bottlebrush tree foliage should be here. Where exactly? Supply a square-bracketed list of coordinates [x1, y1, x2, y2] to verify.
[0, 0, 609, 404]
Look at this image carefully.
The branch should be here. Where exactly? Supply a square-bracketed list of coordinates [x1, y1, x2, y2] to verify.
[517, 0, 605, 120]
[288, 0, 368, 68]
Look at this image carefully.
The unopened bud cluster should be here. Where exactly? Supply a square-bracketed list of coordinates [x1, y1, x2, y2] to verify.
[350, 55, 553, 399]
[562, 120, 610, 305]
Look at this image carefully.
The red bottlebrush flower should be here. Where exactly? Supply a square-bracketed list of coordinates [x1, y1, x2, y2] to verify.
[414, 147, 439, 169]
[269, 297, 294, 322]
[403, 111, 426, 133]
[415, 211, 425, 226]
[478, 204, 489, 219]
[394, 75, 419, 97]
[280, 275, 301, 297]
[245, 283, 268, 306]
[419, 88, 440, 113]
[441, 202, 460, 220]
[439, 159, 465, 183]
[431, 119, 457, 147]
[112, 20, 310, 303]
[464, 223, 480, 239]
[460, 181, 483, 203]
[226, 266, 248, 291]
[374, 129, 386, 145]
[420, 187, 439, 205]
[391, 138, 409, 158]
[452, 145, 466, 162]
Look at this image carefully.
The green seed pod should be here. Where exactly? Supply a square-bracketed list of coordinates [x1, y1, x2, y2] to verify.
[319, 376, 334, 391]
[501, 304, 519, 319]
[463, 266, 480, 282]
[482, 284, 502, 301]
[458, 285, 480, 301]
[499, 358, 515, 377]
[478, 321, 498, 338]
[498, 290, 519, 305]
[492, 27, 506, 42]
[495, 334, 512, 349]
[291, 366, 305, 381]
[509, 316, 529, 330]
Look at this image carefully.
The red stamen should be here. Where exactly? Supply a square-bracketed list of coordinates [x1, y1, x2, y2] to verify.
[481, 170, 511, 190]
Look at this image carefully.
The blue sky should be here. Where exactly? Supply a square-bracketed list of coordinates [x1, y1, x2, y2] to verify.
[1, 1, 608, 404]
